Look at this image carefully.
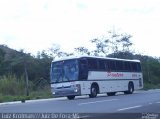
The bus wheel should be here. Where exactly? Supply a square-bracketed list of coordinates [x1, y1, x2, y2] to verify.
[107, 92, 116, 96]
[128, 83, 134, 94]
[89, 85, 98, 98]
[67, 96, 75, 100]
[124, 82, 134, 94]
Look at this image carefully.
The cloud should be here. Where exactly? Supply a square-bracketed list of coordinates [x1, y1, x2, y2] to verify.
[0, 0, 160, 56]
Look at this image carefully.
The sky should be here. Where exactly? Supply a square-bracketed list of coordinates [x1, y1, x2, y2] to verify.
[0, 0, 160, 57]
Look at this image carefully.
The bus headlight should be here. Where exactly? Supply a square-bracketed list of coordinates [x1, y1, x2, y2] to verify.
[53, 92, 55, 94]
[73, 84, 80, 93]
[74, 89, 78, 92]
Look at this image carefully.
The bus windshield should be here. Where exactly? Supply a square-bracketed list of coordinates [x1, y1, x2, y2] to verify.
[51, 59, 79, 83]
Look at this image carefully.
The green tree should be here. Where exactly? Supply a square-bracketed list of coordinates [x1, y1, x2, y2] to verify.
[108, 31, 133, 57]
[74, 47, 90, 56]
[0, 49, 5, 75]
[90, 38, 109, 56]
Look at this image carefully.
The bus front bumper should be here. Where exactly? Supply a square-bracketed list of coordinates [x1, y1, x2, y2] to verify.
[51, 84, 81, 97]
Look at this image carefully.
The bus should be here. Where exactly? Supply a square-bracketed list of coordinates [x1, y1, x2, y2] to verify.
[50, 56, 143, 100]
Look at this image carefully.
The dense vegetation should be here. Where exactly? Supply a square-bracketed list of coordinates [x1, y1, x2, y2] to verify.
[0, 31, 160, 102]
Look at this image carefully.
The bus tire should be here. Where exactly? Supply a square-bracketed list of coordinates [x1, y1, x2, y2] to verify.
[67, 96, 75, 100]
[89, 85, 98, 98]
[124, 82, 134, 94]
[107, 92, 116, 96]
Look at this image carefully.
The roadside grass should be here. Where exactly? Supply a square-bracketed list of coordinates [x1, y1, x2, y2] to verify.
[0, 90, 52, 103]
[0, 74, 52, 103]
[29, 87, 52, 100]
[0, 74, 26, 96]
[0, 74, 160, 103]
[143, 83, 160, 90]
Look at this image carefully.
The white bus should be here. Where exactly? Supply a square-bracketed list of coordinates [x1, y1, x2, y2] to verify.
[50, 56, 143, 100]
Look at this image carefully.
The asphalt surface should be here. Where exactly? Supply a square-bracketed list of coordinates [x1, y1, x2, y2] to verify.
[0, 90, 160, 119]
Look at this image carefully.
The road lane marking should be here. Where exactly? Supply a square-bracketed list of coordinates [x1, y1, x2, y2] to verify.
[156, 102, 160, 104]
[71, 115, 90, 119]
[78, 99, 119, 106]
[78, 115, 90, 119]
[117, 105, 142, 111]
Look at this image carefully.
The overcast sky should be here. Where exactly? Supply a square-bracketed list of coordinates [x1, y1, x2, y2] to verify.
[0, 0, 160, 57]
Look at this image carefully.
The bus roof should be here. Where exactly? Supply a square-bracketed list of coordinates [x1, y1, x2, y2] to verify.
[52, 55, 140, 63]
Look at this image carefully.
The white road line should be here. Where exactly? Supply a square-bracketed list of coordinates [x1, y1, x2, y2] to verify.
[156, 102, 160, 104]
[0, 97, 67, 106]
[118, 105, 142, 111]
[77, 115, 90, 119]
[0, 101, 21, 106]
[70, 115, 90, 119]
[78, 99, 119, 106]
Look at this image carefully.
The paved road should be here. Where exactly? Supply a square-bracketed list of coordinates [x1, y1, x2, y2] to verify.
[0, 90, 160, 118]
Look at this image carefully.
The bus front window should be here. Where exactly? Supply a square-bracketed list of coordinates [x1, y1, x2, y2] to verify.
[64, 63, 78, 81]
[51, 60, 78, 83]
[51, 63, 63, 83]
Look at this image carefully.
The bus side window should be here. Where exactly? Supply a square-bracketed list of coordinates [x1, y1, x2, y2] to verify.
[98, 60, 106, 71]
[88, 58, 98, 70]
[79, 59, 88, 80]
[137, 63, 141, 72]
[109, 60, 116, 71]
[131, 62, 138, 72]
[116, 61, 124, 72]
[124, 61, 131, 72]
[105, 60, 109, 71]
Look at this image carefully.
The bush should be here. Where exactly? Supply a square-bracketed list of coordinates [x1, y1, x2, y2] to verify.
[0, 74, 52, 102]
[29, 87, 52, 99]
[143, 83, 160, 90]
[0, 74, 26, 96]
[0, 94, 3, 103]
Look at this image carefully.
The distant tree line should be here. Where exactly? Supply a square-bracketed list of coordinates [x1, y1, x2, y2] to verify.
[0, 31, 160, 91]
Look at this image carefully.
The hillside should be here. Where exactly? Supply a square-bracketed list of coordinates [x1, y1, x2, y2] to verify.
[0, 45, 27, 61]
[0, 45, 160, 88]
